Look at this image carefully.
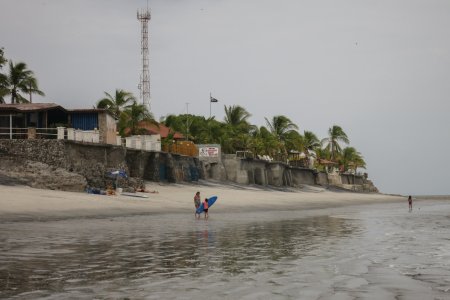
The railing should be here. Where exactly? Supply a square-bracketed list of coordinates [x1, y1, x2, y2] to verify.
[0, 127, 171, 154]
[0, 127, 57, 139]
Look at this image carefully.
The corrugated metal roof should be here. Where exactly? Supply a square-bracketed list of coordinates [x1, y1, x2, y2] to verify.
[0, 103, 65, 112]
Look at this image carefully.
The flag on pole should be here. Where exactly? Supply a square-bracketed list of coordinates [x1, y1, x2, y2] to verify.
[210, 96, 219, 102]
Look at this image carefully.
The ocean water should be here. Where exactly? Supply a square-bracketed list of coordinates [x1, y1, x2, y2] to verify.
[1, 199, 450, 299]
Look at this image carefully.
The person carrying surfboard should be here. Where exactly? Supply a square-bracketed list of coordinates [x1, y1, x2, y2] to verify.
[203, 198, 209, 220]
[194, 192, 201, 219]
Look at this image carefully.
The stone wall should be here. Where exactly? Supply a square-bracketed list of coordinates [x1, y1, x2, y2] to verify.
[0, 140, 203, 191]
[0, 140, 379, 193]
[220, 156, 317, 188]
[219, 155, 378, 192]
[316, 172, 329, 186]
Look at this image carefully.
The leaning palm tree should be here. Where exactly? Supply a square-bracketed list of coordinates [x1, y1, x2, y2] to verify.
[1, 61, 45, 104]
[341, 147, 366, 173]
[96, 89, 136, 119]
[321, 125, 350, 161]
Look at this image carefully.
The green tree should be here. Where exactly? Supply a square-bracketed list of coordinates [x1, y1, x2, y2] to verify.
[0, 47, 6, 69]
[340, 147, 366, 173]
[224, 105, 251, 127]
[0, 61, 44, 104]
[303, 131, 321, 153]
[119, 101, 155, 136]
[321, 125, 350, 161]
[223, 105, 253, 153]
[162, 114, 212, 143]
[264, 115, 299, 160]
[0, 48, 6, 103]
[96, 89, 136, 119]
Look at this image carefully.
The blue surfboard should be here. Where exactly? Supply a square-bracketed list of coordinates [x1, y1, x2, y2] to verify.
[196, 196, 218, 214]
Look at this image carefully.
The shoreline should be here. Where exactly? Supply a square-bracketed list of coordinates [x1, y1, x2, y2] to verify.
[0, 181, 406, 222]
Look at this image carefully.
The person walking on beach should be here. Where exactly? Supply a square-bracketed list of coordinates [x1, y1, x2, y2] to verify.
[194, 191, 201, 219]
[408, 195, 412, 212]
[203, 198, 209, 220]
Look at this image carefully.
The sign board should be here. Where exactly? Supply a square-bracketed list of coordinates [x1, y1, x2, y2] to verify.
[199, 146, 219, 158]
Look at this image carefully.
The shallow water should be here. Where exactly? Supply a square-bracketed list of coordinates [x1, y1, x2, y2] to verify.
[1, 200, 450, 299]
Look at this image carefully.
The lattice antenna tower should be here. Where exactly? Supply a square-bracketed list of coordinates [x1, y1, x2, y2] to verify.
[137, 7, 151, 111]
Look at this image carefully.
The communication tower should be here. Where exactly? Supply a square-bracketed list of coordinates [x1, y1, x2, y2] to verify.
[137, 8, 151, 110]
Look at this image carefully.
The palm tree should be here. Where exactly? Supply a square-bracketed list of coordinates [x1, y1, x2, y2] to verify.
[301, 130, 321, 168]
[0, 73, 7, 104]
[224, 105, 251, 127]
[119, 101, 155, 136]
[265, 115, 299, 141]
[0, 47, 6, 69]
[223, 105, 253, 153]
[265, 115, 299, 160]
[1, 61, 45, 104]
[321, 125, 350, 161]
[303, 131, 321, 153]
[341, 147, 366, 173]
[0, 49, 8, 103]
[96, 89, 136, 119]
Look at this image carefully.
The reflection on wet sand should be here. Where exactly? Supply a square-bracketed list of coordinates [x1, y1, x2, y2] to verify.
[0, 215, 354, 298]
[2, 200, 450, 299]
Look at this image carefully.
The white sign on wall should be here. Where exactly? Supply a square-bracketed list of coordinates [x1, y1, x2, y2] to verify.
[199, 146, 219, 158]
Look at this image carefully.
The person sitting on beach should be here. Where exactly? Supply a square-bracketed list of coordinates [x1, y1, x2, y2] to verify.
[106, 185, 116, 196]
[194, 192, 201, 219]
[136, 184, 159, 194]
[408, 195, 412, 212]
[203, 198, 209, 220]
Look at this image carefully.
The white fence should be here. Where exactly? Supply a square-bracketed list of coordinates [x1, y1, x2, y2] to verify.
[1, 126, 162, 152]
[124, 135, 161, 151]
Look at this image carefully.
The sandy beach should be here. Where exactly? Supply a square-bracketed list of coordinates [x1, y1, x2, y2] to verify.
[2, 182, 450, 299]
[0, 181, 403, 221]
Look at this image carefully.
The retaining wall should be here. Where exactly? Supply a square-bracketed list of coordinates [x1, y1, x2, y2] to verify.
[0, 140, 202, 189]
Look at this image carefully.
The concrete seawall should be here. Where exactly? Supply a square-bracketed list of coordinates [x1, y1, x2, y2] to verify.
[0, 140, 378, 193]
[0, 140, 202, 190]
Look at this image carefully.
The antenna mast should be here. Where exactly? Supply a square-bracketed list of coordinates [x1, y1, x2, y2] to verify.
[137, 7, 151, 111]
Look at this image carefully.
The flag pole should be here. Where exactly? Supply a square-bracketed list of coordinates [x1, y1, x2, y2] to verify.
[209, 92, 211, 142]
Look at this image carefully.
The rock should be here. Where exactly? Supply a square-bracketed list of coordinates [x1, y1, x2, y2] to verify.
[0, 155, 87, 192]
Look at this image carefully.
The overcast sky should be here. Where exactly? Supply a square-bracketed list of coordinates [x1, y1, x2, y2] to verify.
[1, 0, 449, 195]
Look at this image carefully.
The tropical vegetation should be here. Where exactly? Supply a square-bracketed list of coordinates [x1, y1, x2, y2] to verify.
[0, 47, 366, 174]
[159, 108, 366, 173]
[0, 49, 45, 104]
[95, 89, 156, 136]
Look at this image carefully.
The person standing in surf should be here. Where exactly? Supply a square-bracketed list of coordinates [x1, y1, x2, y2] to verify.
[194, 191, 201, 219]
[203, 198, 209, 220]
[408, 195, 412, 212]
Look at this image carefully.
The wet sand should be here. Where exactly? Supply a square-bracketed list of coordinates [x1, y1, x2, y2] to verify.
[4, 183, 449, 299]
[0, 181, 403, 221]
[0, 192, 449, 299]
